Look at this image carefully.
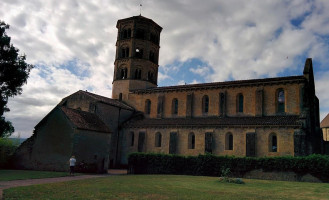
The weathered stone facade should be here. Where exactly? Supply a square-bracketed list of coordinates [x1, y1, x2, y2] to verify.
[114, 16, 322, 165]
[13, 15, 322, 171]
[14, 106, 113, 173]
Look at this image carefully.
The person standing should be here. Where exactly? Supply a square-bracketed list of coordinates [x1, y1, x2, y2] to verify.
[69, 155, 76, 175]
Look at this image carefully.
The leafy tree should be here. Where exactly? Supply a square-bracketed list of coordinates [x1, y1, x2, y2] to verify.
[0, 21, 33, 137]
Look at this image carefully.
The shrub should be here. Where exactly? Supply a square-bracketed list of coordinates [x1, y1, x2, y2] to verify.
[128, 153, 329, 182]
[0, 138, 19, 168]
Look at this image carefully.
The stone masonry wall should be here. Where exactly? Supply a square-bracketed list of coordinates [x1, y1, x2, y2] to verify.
[127, 82, 303, 118]
[120, 126, 296, 165]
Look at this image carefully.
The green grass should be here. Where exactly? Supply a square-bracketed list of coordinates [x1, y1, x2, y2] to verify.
[0, 170, 73, 181]
[3, 175, 329, 200]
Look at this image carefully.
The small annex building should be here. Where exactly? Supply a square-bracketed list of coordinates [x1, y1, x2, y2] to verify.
[13, 15, 323, 172]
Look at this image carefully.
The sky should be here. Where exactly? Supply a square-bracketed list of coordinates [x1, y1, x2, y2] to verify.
[1, 0, 329, 138]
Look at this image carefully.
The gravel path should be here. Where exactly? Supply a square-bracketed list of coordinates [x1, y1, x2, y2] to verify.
[0, 169, 127, 199]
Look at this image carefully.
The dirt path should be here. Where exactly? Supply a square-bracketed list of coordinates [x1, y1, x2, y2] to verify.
[0, 169, 127, 199]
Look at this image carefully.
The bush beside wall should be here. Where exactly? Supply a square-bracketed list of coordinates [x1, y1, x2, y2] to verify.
[0, 138, 19, 168]
[128, 153, 329, 182]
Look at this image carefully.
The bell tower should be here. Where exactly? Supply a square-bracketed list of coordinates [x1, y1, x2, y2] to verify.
[112, 16, 162, 100]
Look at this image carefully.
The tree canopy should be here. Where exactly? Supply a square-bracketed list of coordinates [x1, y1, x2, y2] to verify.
[0, 21, 34, 137]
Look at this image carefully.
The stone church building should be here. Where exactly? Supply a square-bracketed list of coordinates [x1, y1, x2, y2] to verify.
[14, 15, 322, 172]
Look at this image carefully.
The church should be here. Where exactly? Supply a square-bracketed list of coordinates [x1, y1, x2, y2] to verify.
[13, 15, 322, 172]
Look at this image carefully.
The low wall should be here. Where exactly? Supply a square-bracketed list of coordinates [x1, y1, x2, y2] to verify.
[243, 169, 321, 182]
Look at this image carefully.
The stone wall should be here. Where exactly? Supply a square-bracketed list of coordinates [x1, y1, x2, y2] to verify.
[13, 108, 73, 171]
[72, 129, 111, 173]
[127, 82, 303, 118]
[243, 169, 321, 182]
[120, 127, 297, 165]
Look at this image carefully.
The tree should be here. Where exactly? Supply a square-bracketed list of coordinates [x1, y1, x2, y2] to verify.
[0, 21, 33, 137]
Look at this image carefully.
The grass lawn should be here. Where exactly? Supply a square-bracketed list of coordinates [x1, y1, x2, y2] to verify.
[0, 170, 73, 181]
[3, 175, 329, 200]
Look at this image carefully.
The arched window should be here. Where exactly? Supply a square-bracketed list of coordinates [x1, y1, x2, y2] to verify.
[269, 133, 278, 152]
[120, 28, 131, 39]
[147, 71, 154, 82]
[130, 132, 134, 146]
[135, 48, 143, 59]
[135, 29, 145, 39]
[150, 33, 159, 44]
[145, 99, 151, 115]
[149, 51, 155, 62]
[277, 89, 285, 113]
[135, 69, 142, 79]
[237, 93, 244, 113]
[225, 133, 233, 150]
[120, 47, 129, 58]
[172, 98, 178, 115]
[188, 132, 195, 149]
[202, 95, 209, 114]
[120, 68, 127, 79]
[155, 132, 162, 147]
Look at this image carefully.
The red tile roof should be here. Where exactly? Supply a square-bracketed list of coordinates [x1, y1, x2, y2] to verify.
[61, 106, 111, 133]
[124, 115, 301, 128]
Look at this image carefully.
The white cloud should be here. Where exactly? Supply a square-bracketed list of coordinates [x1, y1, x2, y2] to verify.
[1, 0, 329, 137]
[189, 65, 210, 77]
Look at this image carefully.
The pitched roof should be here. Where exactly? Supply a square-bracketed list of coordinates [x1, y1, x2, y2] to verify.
[131, 76, 306, 94]
[321, 113, 329, 128]
[61, 106, 111, 133]
[76, 90, 134, 111]
[124, 115, 301, 128]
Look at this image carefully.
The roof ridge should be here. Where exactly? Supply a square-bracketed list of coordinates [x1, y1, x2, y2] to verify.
[131, 75, 305, 93]
[77, 90, 134, 110]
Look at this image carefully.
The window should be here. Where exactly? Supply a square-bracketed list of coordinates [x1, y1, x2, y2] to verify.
[138, 132, 145, 152]
[149, 51, 155, 63]
[188, 132, 195, 149]
[237, 93, 244, 113]
[205, 132, 213, 153]
[145, 99, 151, 115]
[150, 33, 159, 44]
[147, 71, 154, 82]
[130, 132, 134, 146]
[120, 47, 129, 58]
[277, 89, 285, 113]
[225, 133, 233, 150]
[269, 133, 278, 152]
[135, 29, 145, 39]
[135, 48, 143, 59]
[172, 98, 178, 115]
[120, 68, 127, 79]
[202, 95, 209, 114]
[155, 132, 162, 147]
[219, 92, 225, 116]
[169, 132, 177, 154]
[135, 69, 142, 79]
[120, 28, 131, 39]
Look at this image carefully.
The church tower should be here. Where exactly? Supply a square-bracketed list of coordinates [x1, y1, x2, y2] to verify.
[112, 16, 162, 101]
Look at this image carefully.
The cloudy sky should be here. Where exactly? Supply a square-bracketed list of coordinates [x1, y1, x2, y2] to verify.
[1, 0, 329, 138]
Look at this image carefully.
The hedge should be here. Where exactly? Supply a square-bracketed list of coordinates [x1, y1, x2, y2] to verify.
[0, 138, 19, 168]
[128, 153, 329, 182]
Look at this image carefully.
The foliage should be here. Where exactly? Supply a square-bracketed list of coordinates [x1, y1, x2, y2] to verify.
[128, 153, 329, 182]
[0, 137, 19, 168]
[0, 170, 74, 181]
[4, 175, 329, 200]
[0, 21, 34, 137]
